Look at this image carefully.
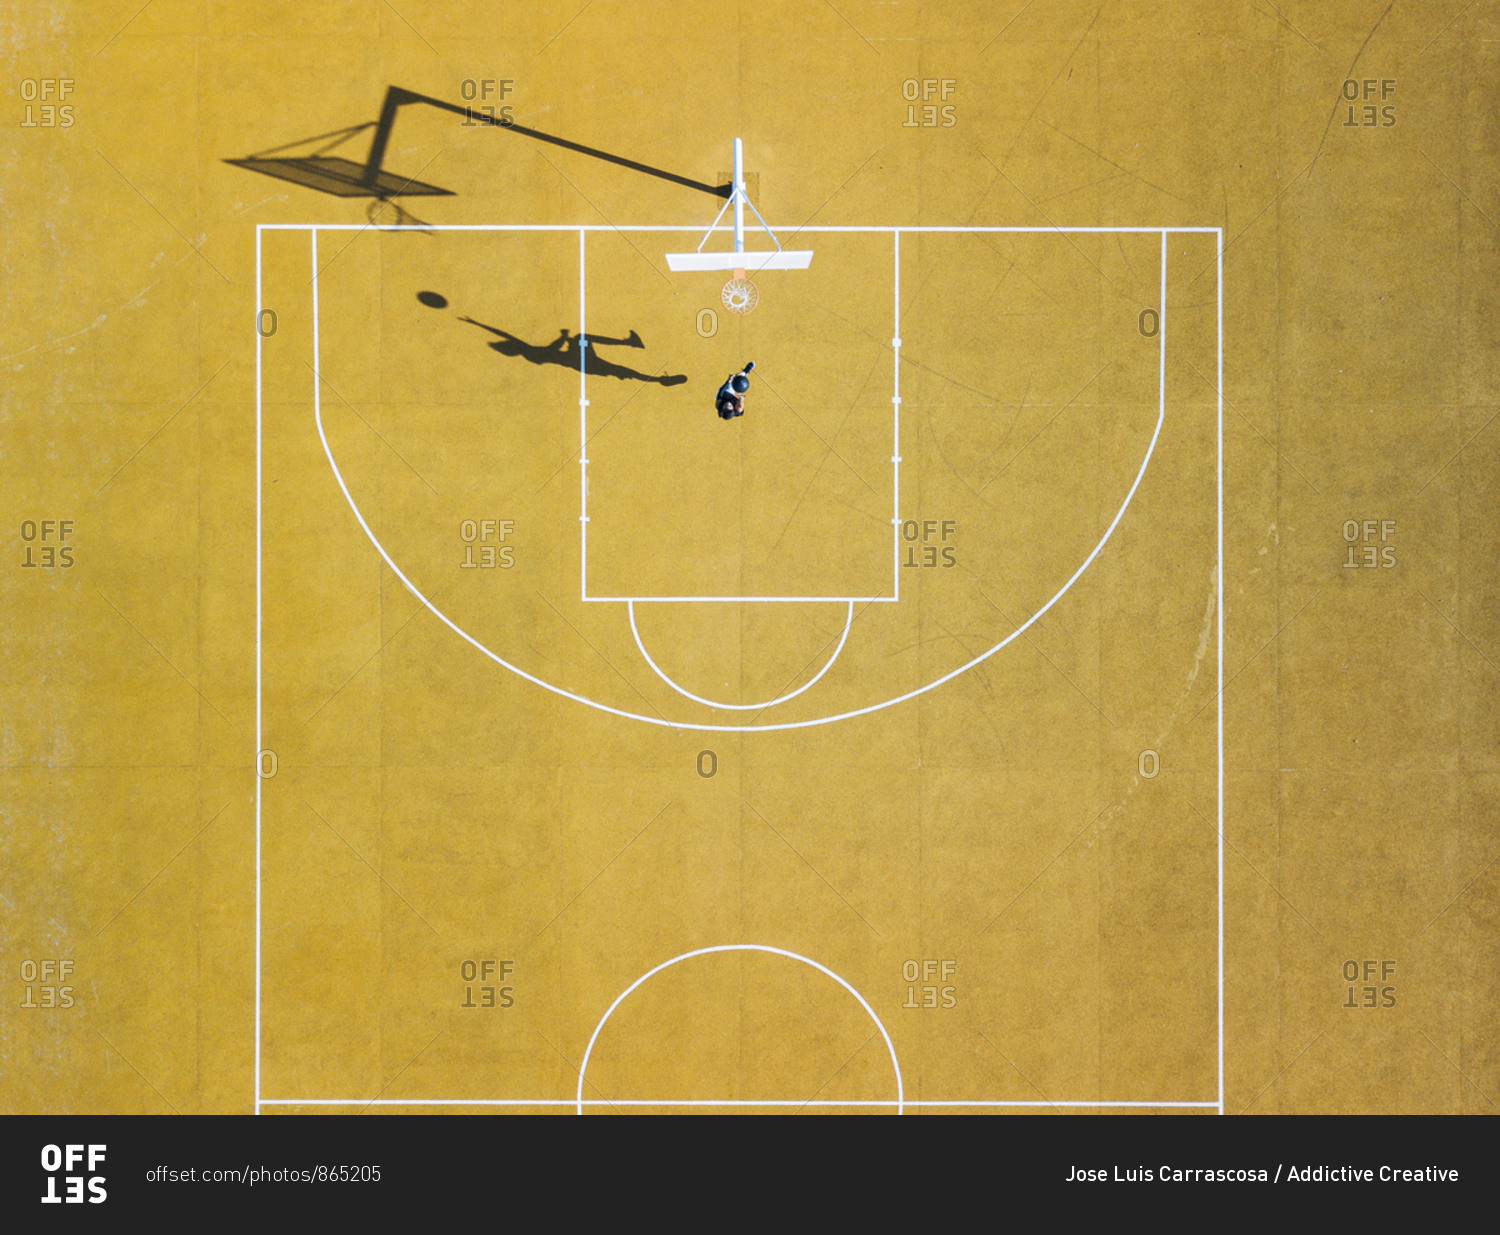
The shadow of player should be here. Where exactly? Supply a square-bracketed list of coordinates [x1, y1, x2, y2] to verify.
[459, 317, 687, 385]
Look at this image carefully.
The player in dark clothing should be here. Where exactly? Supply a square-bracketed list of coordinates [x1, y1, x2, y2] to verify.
[716, 361, 755, 420]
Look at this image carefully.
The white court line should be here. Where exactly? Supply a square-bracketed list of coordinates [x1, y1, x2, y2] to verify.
[574, 944, 902, 1115]
[311, 394, 1161, 730]
[260, 225, 1222, 1111]
[579, 226, 900, 604]
[627, 599, 854, 710]
[579, 229, 588, 603]
[587, 595, 893, 603]
[259, 224, 1223, 232]
[259, 1099, 1218, 1108]
[893, 229, 902, 602]
[254, 226, 263, 1116]
[1216, 229, 1225, 1116]
[299, 225, 1178, 730]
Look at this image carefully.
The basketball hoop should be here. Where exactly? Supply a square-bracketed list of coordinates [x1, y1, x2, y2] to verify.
[722, 268, 758, 315]
[665, 138, 812, 314]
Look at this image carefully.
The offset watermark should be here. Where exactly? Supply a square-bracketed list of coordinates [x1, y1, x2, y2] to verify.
[40, 1144, 106, 1204]
[900, 519, 957, 568]
[460, 958, 515, 1008]
[1342, 78, 1396, 128]
[1343, 518, 1396, 569]
[19, 959, 76, 1009]
[458, 78, 514, 127]
[19, 518, 75, 568]
[902, 959, 957, 1009]
[19, 78, 75, 128]
[459, 518, 516, 569]
[1343, 959, 1397, 1008]
[901, 78, 957, 128]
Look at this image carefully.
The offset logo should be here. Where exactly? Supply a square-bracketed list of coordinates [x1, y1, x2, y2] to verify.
[19, 959, 75, 1008]
[40, 1144, 106, 1204]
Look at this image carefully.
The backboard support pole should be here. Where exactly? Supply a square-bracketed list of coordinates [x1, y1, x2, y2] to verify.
[733, 137, 746, 257]
[664, 138, 814, 274]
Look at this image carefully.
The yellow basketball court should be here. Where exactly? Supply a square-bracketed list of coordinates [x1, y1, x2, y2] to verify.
[2, 0, 1495, 1117]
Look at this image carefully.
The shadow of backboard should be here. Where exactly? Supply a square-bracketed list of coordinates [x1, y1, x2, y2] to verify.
[225, 86, 728, 204]
[225, 155, 453, 199]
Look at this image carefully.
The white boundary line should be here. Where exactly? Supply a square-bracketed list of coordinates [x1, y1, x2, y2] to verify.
[254, 227, 263, 1116]
[256, 223, 1224, 1113]
[579, 229, 588, 603]
[628, 599, 855, 710]
[893, 229, 902, 601]
[259, 1099, 1218, 1108]
[574, 944, 902, 1115]
[258, 224, 1223, 233]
